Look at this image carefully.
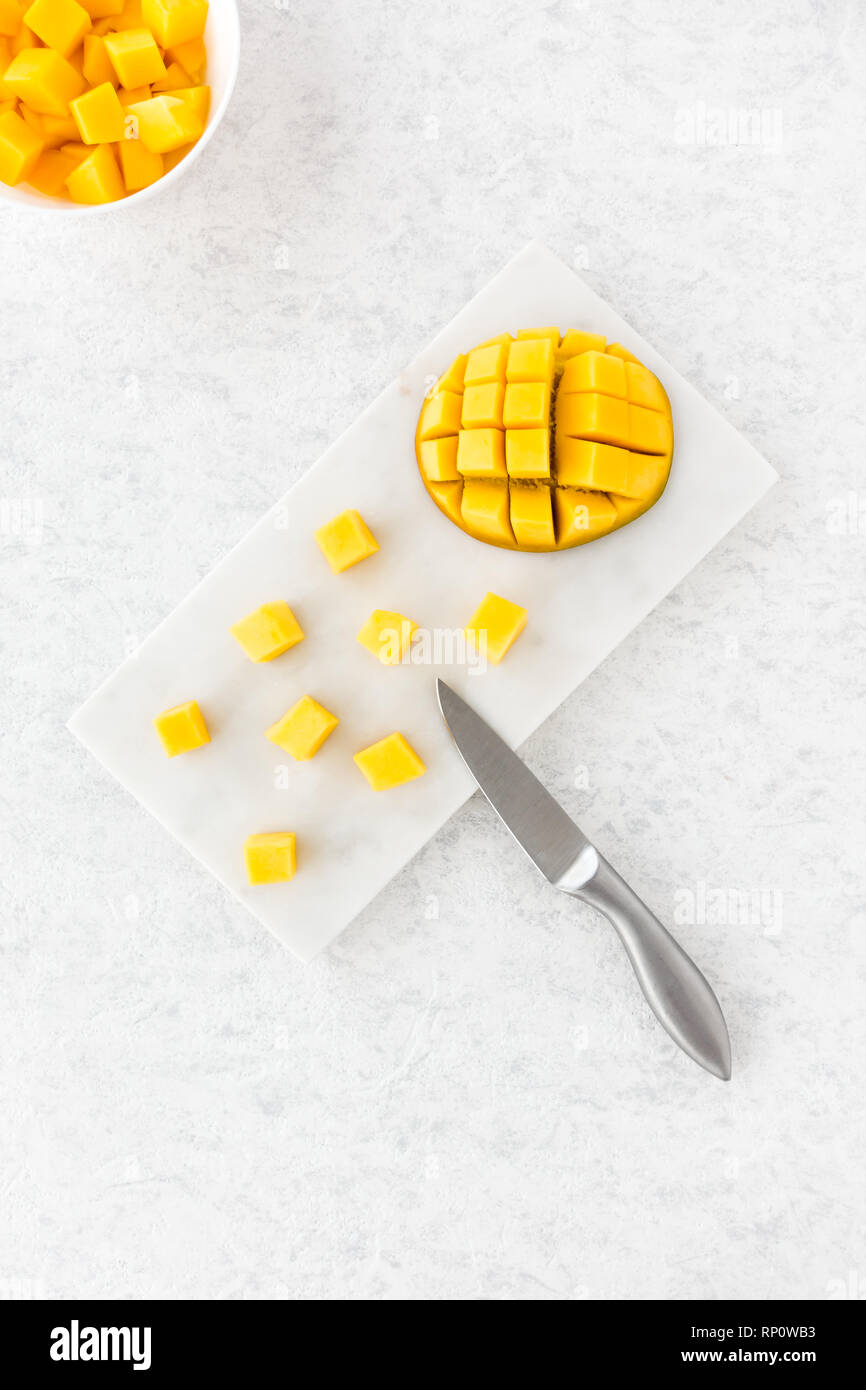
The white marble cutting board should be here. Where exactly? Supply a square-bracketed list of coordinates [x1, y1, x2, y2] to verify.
[68, 241, 777, 961]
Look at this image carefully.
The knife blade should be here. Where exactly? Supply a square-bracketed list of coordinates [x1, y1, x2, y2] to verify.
[436, 678, 732, 1081]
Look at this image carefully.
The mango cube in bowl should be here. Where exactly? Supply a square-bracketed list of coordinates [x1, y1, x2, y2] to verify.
[465, 591, 527, 666]
[142, 0, 207, 48]
[266, 696, 338, 761]
[244, 831, 296, 885]
[356, 610, 417, 665]
[229, 600, 303, 662]
[0, 109, 43, 185]
[65, 141, 124, 201]
[23, 0, 92, 58]
[71, 81, 126, 142]
[314, 508, 378, 574]
[153, 698, 210, 756]
[353, 732, 425, 791]
[104, 26, 166, 87]
[3, 47, 85, 115]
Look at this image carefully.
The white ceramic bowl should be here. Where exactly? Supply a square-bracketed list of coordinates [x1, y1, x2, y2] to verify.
[0, 0, 239, 215]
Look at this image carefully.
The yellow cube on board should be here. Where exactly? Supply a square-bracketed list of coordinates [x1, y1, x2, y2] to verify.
[266, 696, 338, 761]
[356, 610, 417, 665]
[153, 699, 210, 757]
[314, 508, 378, 574]
[464, 591, 528, 665]
[229, 600, 304, 663]
[243, 832, 296, 885]
[353, 732, 426, 791]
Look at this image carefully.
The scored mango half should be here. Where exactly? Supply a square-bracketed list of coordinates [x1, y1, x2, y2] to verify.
[415, 328, 673, 552]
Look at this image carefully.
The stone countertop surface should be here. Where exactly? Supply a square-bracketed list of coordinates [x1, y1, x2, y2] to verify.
[1, 0, 863, 1302]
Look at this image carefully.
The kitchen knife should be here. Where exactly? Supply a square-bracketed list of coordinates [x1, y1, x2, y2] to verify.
[436, 678, 732, 1081]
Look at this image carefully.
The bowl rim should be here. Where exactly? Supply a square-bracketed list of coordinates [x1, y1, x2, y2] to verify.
[0, 0, 241, 217]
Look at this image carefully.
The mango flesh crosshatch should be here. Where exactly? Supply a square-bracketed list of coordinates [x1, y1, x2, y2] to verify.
[415, 329, 673, 551]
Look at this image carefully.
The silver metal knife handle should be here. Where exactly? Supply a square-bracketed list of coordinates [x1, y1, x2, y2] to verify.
[565, 850, 732, 1080]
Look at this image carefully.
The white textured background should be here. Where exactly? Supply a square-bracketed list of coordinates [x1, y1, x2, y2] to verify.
[1, 0, 864, 1302]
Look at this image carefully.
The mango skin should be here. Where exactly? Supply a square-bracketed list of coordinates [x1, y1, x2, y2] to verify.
[415, 329, 673, 552]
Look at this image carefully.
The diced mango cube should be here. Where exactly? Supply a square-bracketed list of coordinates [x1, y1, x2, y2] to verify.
[162, 79, 206, 122]
[460, 479, 513, 547]
[605, 342, 640, 363]
[141, 0, 206, 47]
[65, 134, 123, 197]
[104, 26, 165, 87]
[556, 391, 630, 448]
[82, 33, 116, 86]
[153, 698, 209, 756]
[464, 341, 507, 386]
[552, 487, 618, 547]
[509, 485, 555, 549]
[627, 402, 672, 455]
[0, 106, 42, 183]
[161, 138, 189, 170]
[166, 34, 204, 78]
[427, 479, 463, 527]
[117, 82, 149, 106]
[353, 732, 426, 791]
[27, 145, 77, 192]
[0, 1, 27, 37]
[456, 427, 506, 477]
[59, 139, 90, 158]
[116, 130, 160, 187]
[502, 381, 550, 429]
[559, 349, 627, 399]
[506, 337, 554, 384]
[624, 361, 667, 412]
[243, 832, 296, 885]
[460, 380, 504, 430]
[505, 427, 549, 479]
[266, 696, 338, 760]
[3, 47, 85, 115]
[464, 591, 527, 665]
[80, 0, 124, 16]
[0, 38, 13, 100]
[314, 508, 378, 574]
[127, 91, 201, 150]
[71, 80, 125, 141]
[557, 328, 606, 359]
[516, 326, 559, 343]
[107, 0, 141, 29]
[356, 609, 418, 665]
[229, 600, 303, 662]
[152, 60, 191, 91]
[418, 435, 459, 483]
[609, 493, 648, 526]
[23, 0, 90, 55]
[38, 110, 78, 144]
[417, 389, 462, 441]
[436, 352, 466, 394]
[11, 21, 37, 50]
